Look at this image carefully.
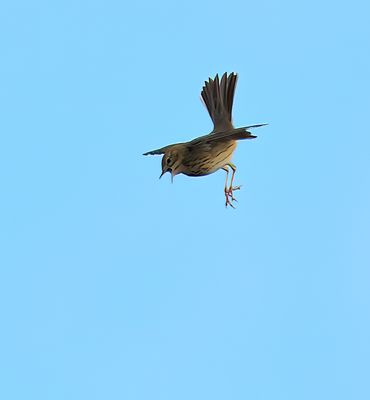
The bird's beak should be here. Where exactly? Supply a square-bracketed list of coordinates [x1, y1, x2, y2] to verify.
[159, 168, 172, 179]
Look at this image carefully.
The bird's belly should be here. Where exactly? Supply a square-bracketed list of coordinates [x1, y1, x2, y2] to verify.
[182, 141, 236, 176]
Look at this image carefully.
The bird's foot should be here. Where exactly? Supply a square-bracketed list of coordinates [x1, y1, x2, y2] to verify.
[226, 185, 242, 202]
[225, 193, 236, 208]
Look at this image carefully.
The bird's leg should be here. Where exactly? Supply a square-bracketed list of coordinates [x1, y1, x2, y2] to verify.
[226, 163, 241, 201]
[222, 166, 229, 195]
[222, 167, 235, 208]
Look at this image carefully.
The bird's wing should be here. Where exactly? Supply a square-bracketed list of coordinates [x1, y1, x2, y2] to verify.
[200, 72, 237, 133]
[190, 124, 267, 145]
[143, 144, 178, 156]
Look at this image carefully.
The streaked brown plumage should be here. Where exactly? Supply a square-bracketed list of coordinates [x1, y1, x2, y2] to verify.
[143, 72, 267, 207]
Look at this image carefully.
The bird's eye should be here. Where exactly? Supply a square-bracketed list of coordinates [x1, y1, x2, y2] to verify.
[167, 158, 171, 164]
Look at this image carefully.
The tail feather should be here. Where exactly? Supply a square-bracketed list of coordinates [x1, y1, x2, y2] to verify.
[201, 72, 237, 133]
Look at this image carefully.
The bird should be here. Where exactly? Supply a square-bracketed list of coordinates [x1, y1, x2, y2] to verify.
[143, 72, 267, 208]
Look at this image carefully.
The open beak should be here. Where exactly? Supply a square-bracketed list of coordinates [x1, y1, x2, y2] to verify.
[159, 168, 172, 180]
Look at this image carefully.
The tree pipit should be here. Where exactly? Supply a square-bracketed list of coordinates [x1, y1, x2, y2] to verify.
[143, 72, 267, 208]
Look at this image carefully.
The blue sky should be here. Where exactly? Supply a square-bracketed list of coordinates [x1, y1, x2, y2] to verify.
[1, 0, 369, 399]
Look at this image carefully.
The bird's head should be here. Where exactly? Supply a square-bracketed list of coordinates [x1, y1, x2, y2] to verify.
[143, 143, 184, 181]
[160, 149, 180, 180]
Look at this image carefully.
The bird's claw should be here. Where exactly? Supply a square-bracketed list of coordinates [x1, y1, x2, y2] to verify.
[225, 196, 236, 208]
[226, 185, 241, 203]
[224, 185, 242, 208]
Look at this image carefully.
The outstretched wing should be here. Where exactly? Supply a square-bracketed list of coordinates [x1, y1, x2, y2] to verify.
[143, 144, 177, 156]
[200, 72, 238, 133]
[143, 143, 181, 156]
[190, 124, 268, 145]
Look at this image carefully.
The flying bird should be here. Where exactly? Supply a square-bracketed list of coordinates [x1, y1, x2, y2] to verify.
[143, 72, 267, 208]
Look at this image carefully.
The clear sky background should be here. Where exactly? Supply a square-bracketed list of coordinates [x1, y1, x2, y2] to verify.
[1, 0, 369, 399]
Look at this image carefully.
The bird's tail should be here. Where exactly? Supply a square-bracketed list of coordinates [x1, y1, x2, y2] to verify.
[201, 72, 237, 132]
